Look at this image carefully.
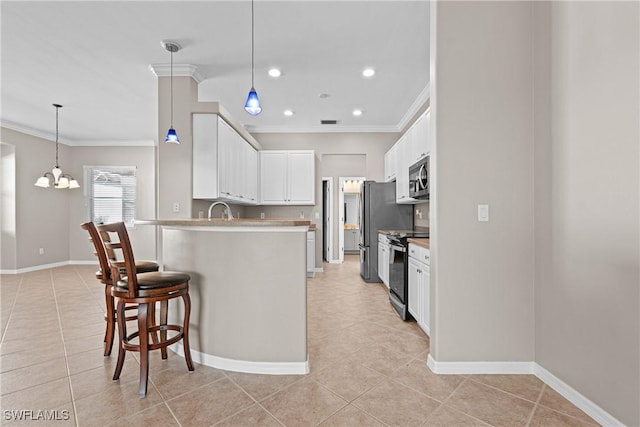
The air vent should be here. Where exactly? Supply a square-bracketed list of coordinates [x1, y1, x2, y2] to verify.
[321, 120, 338, 125]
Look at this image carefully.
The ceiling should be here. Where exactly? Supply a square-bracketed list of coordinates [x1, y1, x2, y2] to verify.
[1, 1, 429, 146]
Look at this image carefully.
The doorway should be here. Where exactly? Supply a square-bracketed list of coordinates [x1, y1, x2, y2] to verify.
[338, 176, 365, 263]
[322, 177, 333, 263]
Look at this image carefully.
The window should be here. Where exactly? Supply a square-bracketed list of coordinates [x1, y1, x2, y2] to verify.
[84, 166, 136, 225]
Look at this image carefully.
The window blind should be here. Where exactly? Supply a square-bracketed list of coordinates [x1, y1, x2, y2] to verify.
[84, 166, 136, 225]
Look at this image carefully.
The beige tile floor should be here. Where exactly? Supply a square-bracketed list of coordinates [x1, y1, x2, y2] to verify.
[0, 256, 599, 427]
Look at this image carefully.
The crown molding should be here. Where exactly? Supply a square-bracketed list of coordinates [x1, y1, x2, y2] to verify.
[1, 119, 71, 145]
[397, 83, 430, 131]
[149, 63, 204, 83]
[1, 120, 155, 147]
[247, 124, 401, 134]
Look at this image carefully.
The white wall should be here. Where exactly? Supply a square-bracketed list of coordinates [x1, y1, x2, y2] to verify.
[69, 146, 157, 262]
[1, 143, 17, 270]
[0, 128, 158, 269]
[534, 2, 639, 425]
[247, 132, 397, 265]
[430, 1, 535, 362]
[0, 128, 73, 269]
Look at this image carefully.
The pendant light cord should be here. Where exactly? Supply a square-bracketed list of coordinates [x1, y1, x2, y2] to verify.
[170, 49, 174, 127]
[251, 0, 255, 88]
[55, 105, 59, 168]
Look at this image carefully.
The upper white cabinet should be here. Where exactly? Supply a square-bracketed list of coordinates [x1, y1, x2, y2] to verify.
[259, 150, 315, 205]
[384, 109, 431, 204]
[193, 114, 258, 205]
[395, 133, 415, 204]
[384, 144, 398, 182]
[407, 110, 430, 166]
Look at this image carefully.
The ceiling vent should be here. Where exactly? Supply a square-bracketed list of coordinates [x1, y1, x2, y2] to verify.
[321, 119, 338, 125]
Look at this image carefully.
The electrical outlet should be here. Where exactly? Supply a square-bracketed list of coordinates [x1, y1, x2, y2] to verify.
[39, 248, 44, 255]
[260, 212, 265, 219]
[173, 202, 180, 213]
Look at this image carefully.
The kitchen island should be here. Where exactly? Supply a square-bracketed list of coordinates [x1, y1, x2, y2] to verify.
[135, 218, 310, 375]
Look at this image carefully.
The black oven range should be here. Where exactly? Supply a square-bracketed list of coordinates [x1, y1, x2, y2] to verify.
[388, 231, 429, 320]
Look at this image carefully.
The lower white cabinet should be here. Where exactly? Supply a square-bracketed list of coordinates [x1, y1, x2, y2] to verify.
[344, 229, 358, 252]
[307, 230, 315, 277]
[378, 233, 390, 288]
[408, 243, 430, 336]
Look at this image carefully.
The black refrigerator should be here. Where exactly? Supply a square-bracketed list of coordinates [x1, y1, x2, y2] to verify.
[358, 181, 413, 282]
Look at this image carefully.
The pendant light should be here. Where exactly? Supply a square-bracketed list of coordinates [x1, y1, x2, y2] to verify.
[163, 41, 181, 143]
[34, 104, 80, 189]
[244, 0, 262, 115]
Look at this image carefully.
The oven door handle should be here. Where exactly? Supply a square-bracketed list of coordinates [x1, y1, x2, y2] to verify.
[389, 244, 406, 262]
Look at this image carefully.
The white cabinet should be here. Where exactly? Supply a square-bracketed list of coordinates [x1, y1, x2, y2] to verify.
[407, 110, 430, 166]
[395, 133, 415, 204]
[408, 243, 430, 336]
[193, 114, 258, 205]
[384, 143, 398, 182]
[307, 230, 315, 277]
[344, 229, 358, 252]
[259, 151, 315, 205]
[383, 109, 431, 204]
[378, 233, 390, 288]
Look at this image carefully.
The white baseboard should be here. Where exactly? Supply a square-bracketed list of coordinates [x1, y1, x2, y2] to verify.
[1, 261, 71, 275]
[426, 354, 534, 375]
[170, 344, 309, 375]
[70, 260, 99, 265]
[315, 267, 324, 273]
[534, 364, 624, 427]
[426, 355, 624, 426]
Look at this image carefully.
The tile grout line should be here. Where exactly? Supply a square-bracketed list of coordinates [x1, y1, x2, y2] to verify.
[212, 373, 286, 427]
[0, 273, 24, 345]
[525, 383, 546, 427]
[49, 268, 80, 427]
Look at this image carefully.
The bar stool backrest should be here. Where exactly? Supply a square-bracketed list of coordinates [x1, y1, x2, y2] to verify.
[80, 221, 112, 284]
[95, 222, 139, 299]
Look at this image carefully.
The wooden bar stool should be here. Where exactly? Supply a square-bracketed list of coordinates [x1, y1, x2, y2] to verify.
[81, 222, 159, 356]
[96, 222, 194, 397]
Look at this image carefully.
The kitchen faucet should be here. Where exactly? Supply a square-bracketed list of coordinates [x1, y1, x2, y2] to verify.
[207, 201, 234, 220]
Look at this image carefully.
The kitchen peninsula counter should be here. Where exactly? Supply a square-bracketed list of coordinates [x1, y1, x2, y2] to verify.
[136, 218, 310, 375]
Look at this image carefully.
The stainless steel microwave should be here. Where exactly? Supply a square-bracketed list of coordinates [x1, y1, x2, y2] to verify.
[409, 156, 429, 200]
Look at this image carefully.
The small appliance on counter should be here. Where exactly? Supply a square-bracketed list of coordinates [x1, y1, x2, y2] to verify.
[358, 181, 413, 282]
[409, 156, 429, 200]
[387, 230, 429, 320]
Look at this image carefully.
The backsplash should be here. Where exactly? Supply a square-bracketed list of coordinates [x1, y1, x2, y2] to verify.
[414, 201, 429, 229]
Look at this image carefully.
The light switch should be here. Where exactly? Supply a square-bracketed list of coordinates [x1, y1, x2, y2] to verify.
[478, 204, 489, 222]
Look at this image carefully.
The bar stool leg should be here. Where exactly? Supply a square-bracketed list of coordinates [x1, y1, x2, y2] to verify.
[160, 300, 168, 360]
[113, 300, 127, 381]
[182, 293, 195, 371]
[104, 286, 115, 356]
[137, 302, 150, 397]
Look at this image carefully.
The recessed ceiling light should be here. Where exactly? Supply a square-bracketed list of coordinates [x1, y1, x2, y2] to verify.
[318, 93, 331, 99]
[268, 68, 282, 78]
[362, 68, 375, 78]
[352, 109, 363, 116]
[283, 110, 294, 116]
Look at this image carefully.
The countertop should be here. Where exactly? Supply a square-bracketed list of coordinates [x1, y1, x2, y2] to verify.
[378, 229, 416, 235]
[408, 238, 430, 249]
[135, 218, 312, 227]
